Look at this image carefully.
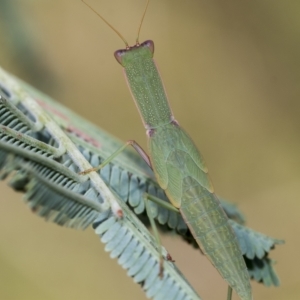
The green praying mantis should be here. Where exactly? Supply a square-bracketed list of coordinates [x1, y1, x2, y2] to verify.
[80, 1, 252, 299]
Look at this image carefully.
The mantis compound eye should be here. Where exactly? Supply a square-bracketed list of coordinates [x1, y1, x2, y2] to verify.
[114, 49, 127, 65]
[141, 40, 154, 55]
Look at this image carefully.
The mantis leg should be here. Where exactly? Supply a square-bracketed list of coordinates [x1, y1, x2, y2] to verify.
[146, 193, 179, 213]
[144, 193, 176, 278]
[144, 194, 164, 278]
[79, 140, 151, 174]
[227, 286, 233, 300]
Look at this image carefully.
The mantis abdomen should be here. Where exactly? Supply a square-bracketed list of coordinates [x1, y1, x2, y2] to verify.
[149, 123, 252, 300]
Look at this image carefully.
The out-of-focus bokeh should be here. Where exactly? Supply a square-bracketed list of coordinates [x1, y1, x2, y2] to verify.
[0, 0, 299, 299]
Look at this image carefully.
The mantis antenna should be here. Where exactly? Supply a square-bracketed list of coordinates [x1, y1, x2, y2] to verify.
[81, 0, 150, 48]
[136, 0, 150, 44]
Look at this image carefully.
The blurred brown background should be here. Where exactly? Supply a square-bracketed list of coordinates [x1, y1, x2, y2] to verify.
[0, 0, 299, 299]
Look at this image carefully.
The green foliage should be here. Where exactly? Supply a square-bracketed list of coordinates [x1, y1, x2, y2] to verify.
[231, 220, 283, 286]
